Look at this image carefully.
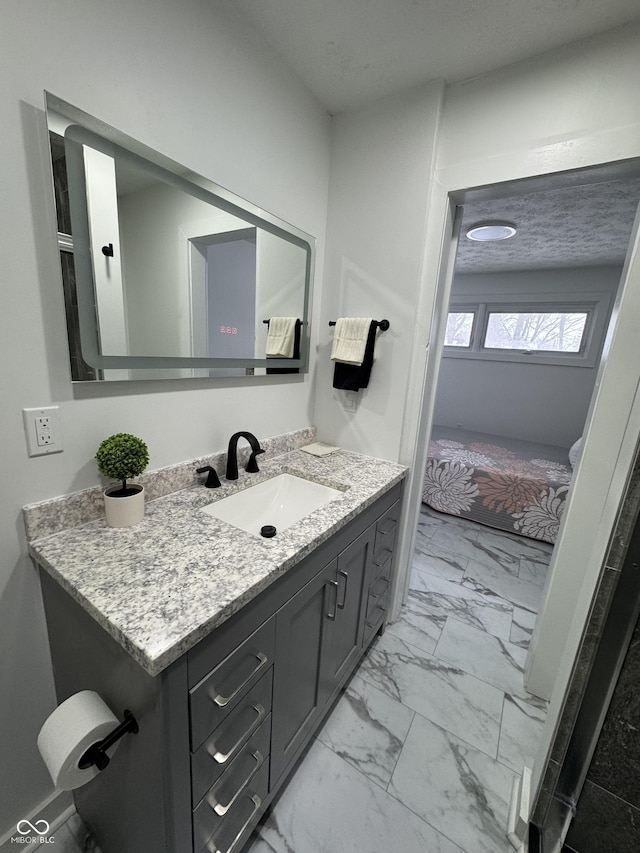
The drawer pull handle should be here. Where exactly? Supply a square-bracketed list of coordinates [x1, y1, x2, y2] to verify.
[370, 578, 390, 601]
[365, 603, 386, 628]
[210, 652, 268, 708]
[208, 750, 264, 816]
[337, 570, 349, 609]
[326, 580, 339, 621]
[206, 793, 262, 853]
[374, 548, 392, 567]
[209, 704, 266, 764]
[378, 519, 396, 536]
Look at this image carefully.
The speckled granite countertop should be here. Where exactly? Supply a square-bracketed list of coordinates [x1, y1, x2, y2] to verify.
[28, 447, 406, 677]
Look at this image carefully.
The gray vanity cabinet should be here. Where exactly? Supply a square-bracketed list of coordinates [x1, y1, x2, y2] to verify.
[38, 481, 403, 853]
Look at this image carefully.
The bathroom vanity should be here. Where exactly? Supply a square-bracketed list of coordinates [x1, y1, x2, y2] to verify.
[27, 438, 405, 853]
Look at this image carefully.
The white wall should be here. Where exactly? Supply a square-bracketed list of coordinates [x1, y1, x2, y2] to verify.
[434, 266, 621, 447]
[0, 0, 329, 835]
[436, 25, 640, 182]
[313, 82, 444, 460]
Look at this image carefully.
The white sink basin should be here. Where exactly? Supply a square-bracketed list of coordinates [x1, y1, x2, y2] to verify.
[200, 473, 344, 537]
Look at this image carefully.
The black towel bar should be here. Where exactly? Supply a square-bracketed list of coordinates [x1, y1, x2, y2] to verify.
[263, 319, 304, 324]
[329, 319, 390, 331]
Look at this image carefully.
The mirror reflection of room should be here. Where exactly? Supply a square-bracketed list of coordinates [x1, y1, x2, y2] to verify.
[46, 97, 311, 380]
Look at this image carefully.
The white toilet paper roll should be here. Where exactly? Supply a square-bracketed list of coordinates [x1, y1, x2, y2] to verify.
[37, 690, 120, 791]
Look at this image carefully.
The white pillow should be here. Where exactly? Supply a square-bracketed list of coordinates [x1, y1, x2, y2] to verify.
[569, 437, 582, 469]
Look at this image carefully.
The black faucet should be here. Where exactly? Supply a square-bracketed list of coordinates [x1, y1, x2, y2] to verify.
[225, 432, 265, 480]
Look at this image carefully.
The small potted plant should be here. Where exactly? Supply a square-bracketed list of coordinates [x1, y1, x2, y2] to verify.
[96, 433, 150, 528]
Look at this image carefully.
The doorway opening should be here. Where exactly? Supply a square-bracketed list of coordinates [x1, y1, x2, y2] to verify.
[190, 227, 258, 376]
[385, 164, 640, 850]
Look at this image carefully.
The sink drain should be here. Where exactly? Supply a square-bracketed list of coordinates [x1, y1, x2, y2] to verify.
[260, 525, 277, 538]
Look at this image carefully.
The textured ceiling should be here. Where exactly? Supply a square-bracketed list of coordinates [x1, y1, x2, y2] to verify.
[455, 179, 640, 273]
[233, 0, 640, 113]
[228, 1, 640, 269]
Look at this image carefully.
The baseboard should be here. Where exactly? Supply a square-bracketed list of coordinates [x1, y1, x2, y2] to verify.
[508, 766, 532, 851]
[0, 789, 74, 852]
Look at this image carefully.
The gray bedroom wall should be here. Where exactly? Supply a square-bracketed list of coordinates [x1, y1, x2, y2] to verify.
[432, 266, 622, 448]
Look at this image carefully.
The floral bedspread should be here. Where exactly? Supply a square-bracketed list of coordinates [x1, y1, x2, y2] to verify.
[423, 426, 573, 544]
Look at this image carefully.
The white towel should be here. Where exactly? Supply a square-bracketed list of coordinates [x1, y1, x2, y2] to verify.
[266, 317, 297, 358]
[330, 318, 372, 365]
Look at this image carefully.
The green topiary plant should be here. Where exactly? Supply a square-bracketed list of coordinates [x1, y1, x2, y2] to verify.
[96, 433, 150, 497]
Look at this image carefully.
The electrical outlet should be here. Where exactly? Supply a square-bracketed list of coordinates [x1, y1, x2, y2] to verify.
[36, 415, 53, 446]
[23, 406, 63, 456]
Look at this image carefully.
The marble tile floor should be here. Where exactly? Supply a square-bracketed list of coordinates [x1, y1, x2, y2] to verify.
[48, 508, 552, 853]
[248, 506, 552, 853]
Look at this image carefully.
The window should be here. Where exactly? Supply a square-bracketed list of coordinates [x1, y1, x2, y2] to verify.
[444, 311, 474, 348]
[484, 310, 589, 353]
[442, 294, 611, 368]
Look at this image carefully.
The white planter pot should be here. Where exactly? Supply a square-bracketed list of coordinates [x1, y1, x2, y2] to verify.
[103, 485, 145, 528]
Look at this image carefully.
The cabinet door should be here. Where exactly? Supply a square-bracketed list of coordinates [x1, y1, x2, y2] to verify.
[270, 559, 338, 787]
[320, 525, 374, 696]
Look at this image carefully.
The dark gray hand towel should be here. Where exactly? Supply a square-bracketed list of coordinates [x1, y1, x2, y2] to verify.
[332, 321, 377, 390]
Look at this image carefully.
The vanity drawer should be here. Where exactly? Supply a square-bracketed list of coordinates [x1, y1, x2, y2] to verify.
[372, 547, 393, 583]
[190, 617, 275, 750]
[363, 577, 390, 646]
[373, 501, 399, 560]
[192, 667, 272, 773]
[193, 719, 269, 832]
[192, 707, 271, 807]
[365, 578, 390, 625]
[194, 761, 269, 853]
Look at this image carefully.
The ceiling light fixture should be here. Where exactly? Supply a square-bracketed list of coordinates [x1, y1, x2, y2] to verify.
[466, 221, 517, 242]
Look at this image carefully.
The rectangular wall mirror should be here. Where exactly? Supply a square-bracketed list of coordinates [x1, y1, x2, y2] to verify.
[45, 92, 314, 381]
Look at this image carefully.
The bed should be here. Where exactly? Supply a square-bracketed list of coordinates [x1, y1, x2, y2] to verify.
[423, 425, 573, 544]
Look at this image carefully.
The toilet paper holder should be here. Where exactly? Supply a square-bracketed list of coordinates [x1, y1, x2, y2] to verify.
[78, 709, 139, 772]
